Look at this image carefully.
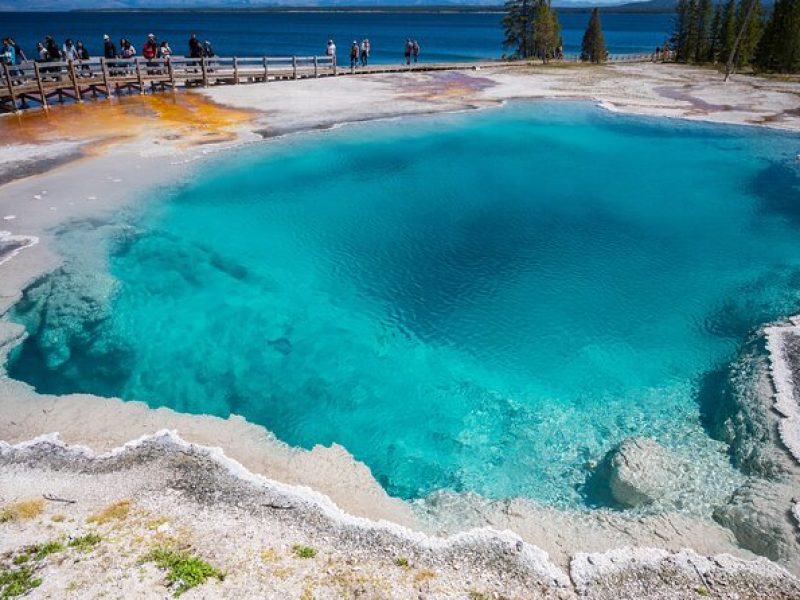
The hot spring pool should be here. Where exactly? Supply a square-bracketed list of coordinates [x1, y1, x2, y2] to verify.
[8, 102, 800, 508]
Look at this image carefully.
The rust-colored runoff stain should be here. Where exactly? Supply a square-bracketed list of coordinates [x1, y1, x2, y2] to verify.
[0, 90, 256, 148]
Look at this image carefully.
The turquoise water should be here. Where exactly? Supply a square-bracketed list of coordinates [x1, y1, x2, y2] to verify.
[9, 103, 800, 507]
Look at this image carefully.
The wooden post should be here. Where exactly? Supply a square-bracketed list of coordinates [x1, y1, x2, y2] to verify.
[233, 57, 239, 84]
[314, 56, 318, 78]
[68, 60, 82, 102]
[263, 56, 268, 82]
[167, 57, 176, 87]
[133, 58, 144, 93]
[201, 57, 209, 87]
[292, 56, 297, 80]
[33, 61, 49, 108]
[1, 62, 18, 112]
[100, 58, 113, 98]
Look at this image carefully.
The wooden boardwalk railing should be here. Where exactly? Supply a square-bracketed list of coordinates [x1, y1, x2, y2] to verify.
[0, 53, 657, 114]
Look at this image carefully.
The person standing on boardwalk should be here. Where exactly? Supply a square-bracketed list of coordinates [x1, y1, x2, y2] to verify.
[44, 36, 60, 61]
[189, 33, 203, 59]
[350, 41, 359, 70]
[143, 34, 158, 61]
[36, 42, 47, 62]
[327, 39, 337, 67]
[360, 39, 370, 66]
[9, 38, 26, 64]
[62, 38, 79, 62]
[103, 34, 116, 59]
[159, 41, 172, 59]
[412, 39, 420, 63]
[404, 39, 413, 65]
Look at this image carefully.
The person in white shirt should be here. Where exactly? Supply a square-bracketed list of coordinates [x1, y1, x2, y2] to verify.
[326, 39, 336, 66]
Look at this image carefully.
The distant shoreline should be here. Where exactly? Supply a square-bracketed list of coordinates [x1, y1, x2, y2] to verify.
[0, 5, 675, 15]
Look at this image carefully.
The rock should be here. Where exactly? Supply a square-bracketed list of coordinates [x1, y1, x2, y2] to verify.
[713, 479, 800, 574]
[595, 437, 692, 508]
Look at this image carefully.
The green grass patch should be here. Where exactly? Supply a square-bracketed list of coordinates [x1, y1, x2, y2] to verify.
[142, 547, 224, 597]
[394, 556, 409, 567]
[10, 556, 28, 567]
[68, 533, 102, 552]
[292, 545, 316, 559]
[29, 541, 64, 561]
[0, 566, 42, 599]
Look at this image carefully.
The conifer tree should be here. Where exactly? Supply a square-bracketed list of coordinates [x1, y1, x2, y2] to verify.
[502, 0, 533, 59]
[734, 0, 764, 67]
[695, 0, 715, 62]
[673, 0, 691, 61]
[532, 0, 561, 63]
[685, 0, 700, 60]
[708, 4, 723, 62]
[581, 8, 608, 63]
[719, 0, 738, 62]
[756, 0, 800, 72]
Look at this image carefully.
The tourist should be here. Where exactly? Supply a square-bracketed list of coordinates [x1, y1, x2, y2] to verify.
[350, 41, 359, 70]
[75, 40, 89, 61]
[121, 38, 136, 59]
[188, 33, 203, 59]
[36, 42, 47, 62]
[0, 38, 14, 68]
[159, 41, 172, 59]
[44, 36, 59, 61]
[103, 34, 116, 59]
[404, 39, 413, 65]
[143, 34, 158, 61]
[203, 40, 215, 58]
[9, 38, 26, 64]
[62, 38, 79, 62]
[327, 39, 337, 66]
[360, 39, 370, 66]
[412, 39, 420, 63]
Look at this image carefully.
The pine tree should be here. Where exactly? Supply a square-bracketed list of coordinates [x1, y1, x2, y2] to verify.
[756, 0, 800, 72]
[708, 4, 723, 62]
[673, 0, 692, 61]
[502, 0, 533, 59]
[532, 0, 561, 63]
[685, 0, 700, 61]
[581, 8, 608, 63]
[719, 0, 738, 65]
[695, 0, 715, 62]
[734, 0, 764, 67]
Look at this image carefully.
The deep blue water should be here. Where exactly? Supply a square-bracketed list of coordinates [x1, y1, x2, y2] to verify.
[8, 103, 800, 508]
[3, 11, 673, 63]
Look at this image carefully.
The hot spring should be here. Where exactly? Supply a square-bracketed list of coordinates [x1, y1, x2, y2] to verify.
[8, 102, 800, 510]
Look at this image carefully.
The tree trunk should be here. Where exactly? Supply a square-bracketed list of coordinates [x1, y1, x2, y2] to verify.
[724, 0, 756, 81]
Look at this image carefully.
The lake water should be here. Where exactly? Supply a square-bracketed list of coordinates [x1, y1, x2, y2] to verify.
[4, 10, 673, 63]
[9, 102, 800, 508]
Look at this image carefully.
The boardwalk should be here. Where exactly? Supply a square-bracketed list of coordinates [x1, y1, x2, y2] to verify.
[0, 53, 655, 114]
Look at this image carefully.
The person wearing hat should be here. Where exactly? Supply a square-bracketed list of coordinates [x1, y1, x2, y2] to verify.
[103, 34, 117, 60]
[326, 39, 336, 67]
[142, 32, 158, 72]
[349, 40, 359, 70]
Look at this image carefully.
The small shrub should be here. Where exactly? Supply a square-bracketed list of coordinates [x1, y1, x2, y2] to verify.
[0, 500, 45, 523]
[11, 555, 29, 566]
[696, 586, 710, 597]
[142, 547, 224, 597]
[87, 500, 130, 524]
[0, 566, 42, 598]
[292, 545, 316, 559]
[68, 534, 102, 552]
[50, 515, 66, 523]
[31, 541, 64, 561]
[469, 593, 490, 600]
[394, 557, 409, 567]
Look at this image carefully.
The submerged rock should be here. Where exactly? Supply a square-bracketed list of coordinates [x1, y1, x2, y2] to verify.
[594, 437, 693, 509]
